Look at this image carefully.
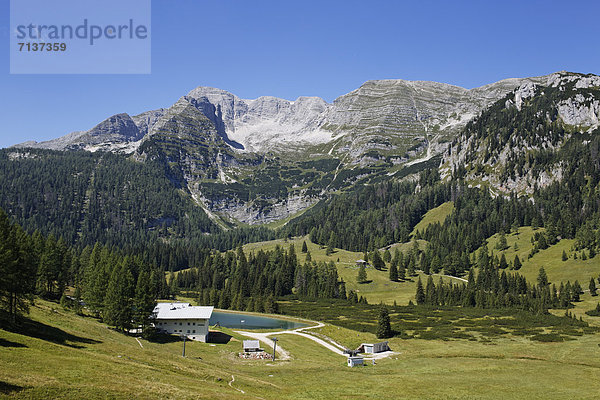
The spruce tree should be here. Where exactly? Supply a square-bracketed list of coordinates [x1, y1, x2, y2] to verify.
[104, 262, 134, 331]
[383, 249, 392, 263]
[589, 277, 597, 296]
[371, 251, 385, 270]
[562, 250, 568, 261]
[407, 256, 416, 277]
[572, 281, 582, 302]
[513, 255, 522, 270]
[376, 306, 393, 339]
[135, 268, 156, 333]
[415, 277, 425, 305]
[425, 276, 436, 305]
[0, 213, 36, 322]
[497, 232, 508, 250]
[264, 295, 276, 313]
[305, 251, 312, 263]
[389, 262, 398, 281]
[357, 264, 368, 284]
[301, 241, 308, 253]
[537, 267, 548, 287]
[498, 253, 508, 269]
[398, 264, 406, 281]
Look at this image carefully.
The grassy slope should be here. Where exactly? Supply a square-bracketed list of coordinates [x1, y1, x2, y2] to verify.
[410, 201, 454, 237]
[3, 299, 600, 399]
[479, 227, 600, 322]
[483, 227, 599, 284]
[244, 236, 464, 306]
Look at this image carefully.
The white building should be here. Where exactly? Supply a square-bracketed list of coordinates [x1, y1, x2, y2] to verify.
[358, 341, 389, 354]
[347, 356, 364, 367]
[243, 340, 262, 352]
[153, 302, 213, 342]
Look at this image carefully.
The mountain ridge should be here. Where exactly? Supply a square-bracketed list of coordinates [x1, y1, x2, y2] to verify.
[12, 72, 561, 157]
[7, 71, 599, 226]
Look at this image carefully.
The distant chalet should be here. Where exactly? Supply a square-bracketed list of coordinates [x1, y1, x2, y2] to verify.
[153, 302, 213, 342]
[243, 340, 262, 352]
[355, 259, 368, 266]
[357, 341, 390, 354]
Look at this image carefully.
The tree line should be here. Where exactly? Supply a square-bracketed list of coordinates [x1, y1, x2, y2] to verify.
[415, 262, 586, 316]
[173, 244, 360, 312]
[0, 207, 163, 335]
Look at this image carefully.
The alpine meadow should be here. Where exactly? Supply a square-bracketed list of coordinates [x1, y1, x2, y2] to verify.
[2, 6, 600, 395]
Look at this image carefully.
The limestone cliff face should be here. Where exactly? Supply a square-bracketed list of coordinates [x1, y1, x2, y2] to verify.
[15, 73, 552, 160]
[12, 71, 599, 224]
[441, 72, 600, 196]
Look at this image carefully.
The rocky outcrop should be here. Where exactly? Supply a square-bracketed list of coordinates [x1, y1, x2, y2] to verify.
[441, 72, 600, 195]
[11, 71, 600, 225]
[13, 73, 562, 159]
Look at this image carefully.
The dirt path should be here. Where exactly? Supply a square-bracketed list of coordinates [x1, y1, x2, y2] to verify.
[235, 321, 396, 361]
[229, 375, 245, 394]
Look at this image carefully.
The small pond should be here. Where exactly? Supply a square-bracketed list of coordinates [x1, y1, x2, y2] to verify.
[209, 311, 308, 330]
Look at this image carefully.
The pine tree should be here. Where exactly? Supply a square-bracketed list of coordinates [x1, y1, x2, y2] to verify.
[376, 306, 393, 339]
[589, 277, 597, 296]
[562, 250, 568, 261]
[325, 243, 333, 256]
[383, 249, 392, 263]
[415, 277, 425, 305]
[305, 250, 312, 263]
[84, 244, 109, 316]
[497, 232, 508, 250]
[301, 241, 308, 253]
[407, 256, 416, 277]
[73, 286, 83, 315]
[60, 293, 70, 310]
[431, 255, 442, 273]
[357, 264, 368, 284]
[513, 255, 522, 270]
[264, 295, 276, 313]
[371, 251, 385, 270]
[398, 264, 406, 281]
[135, 268, 156, 334]
[425, 276, 436, 305]
[0, 212, 36, 322]
[537, 267, 548, 287]
[389, 262, 398, 281]
[104, 262, 134, 331]
[498, 253, 508, 269]
[572, 281, 582, 302]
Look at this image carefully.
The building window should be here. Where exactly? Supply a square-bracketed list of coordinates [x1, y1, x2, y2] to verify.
[193, 330, 196, 333]
[187, 330, 190, 333]
[187, 322, 190, 325]
[192, 322, 195, 326]
[179, 322, 182, 325]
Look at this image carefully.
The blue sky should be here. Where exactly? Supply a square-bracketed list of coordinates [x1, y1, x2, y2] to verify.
[1, 0, 599, 148]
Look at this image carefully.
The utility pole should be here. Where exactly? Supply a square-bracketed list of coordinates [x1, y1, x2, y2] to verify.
[181, 334, 187, 357]
[271, 337, 278, 361]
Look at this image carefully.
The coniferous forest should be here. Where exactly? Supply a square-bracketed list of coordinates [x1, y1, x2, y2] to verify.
[1, 78, 599, 342]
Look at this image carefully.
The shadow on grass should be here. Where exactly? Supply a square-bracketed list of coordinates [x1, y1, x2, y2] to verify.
[0, 380, 28, 394]
[144, 333, 182, 344]
[0, 338, 27, 348]
[2, 317, 100, 349]
[358, 280, 373, 284]
[209, 331, 232, 344]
